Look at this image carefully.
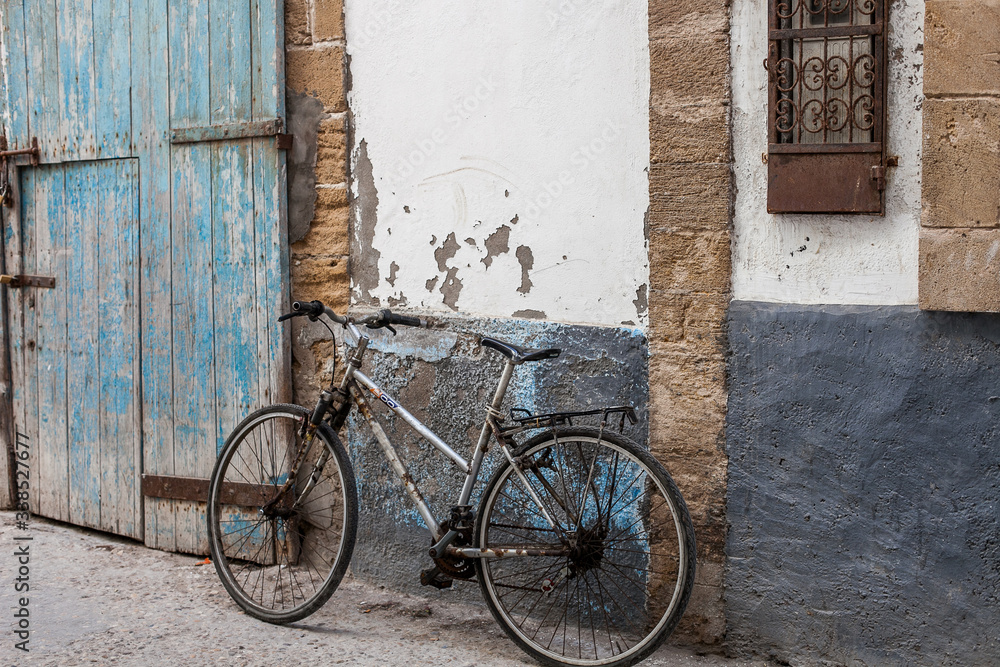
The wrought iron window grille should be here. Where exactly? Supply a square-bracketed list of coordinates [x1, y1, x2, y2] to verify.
[765, 0, 890, 214]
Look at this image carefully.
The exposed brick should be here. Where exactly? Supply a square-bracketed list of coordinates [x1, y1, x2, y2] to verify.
[291, 188, 349, 255]
[919, 228, 1000, 312]
[649, 18, 731, 164]
[290, 255, 349, 313]
[649, 163, 731, 232]
[286, 46, 346, 112]
[922, 98, 1000, 229]
[313, 0, 344, 41]
[924, 0, 1000, 97]
[284, 0, 311, 46]
[315, 116, 347, 184]
[649, 0, 730, 33]
[649, 229, 731, 294]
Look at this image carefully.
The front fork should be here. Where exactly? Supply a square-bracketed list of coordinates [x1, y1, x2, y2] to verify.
[266, 337, 365, 515]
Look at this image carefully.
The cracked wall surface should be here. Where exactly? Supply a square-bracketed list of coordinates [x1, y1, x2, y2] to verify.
[647, 0, 732, 645]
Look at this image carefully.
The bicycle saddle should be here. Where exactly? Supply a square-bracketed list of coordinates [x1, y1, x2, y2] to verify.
[481, 337, 561, 364]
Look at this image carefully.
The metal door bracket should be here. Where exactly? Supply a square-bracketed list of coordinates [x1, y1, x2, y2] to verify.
[1, 274, 56, 288]
[170, 119, 292, 149]
[0, 136, 40, 208]
[0, 137, 39, 166]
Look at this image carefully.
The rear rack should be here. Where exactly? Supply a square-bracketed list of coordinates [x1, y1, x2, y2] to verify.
[507, 406, 638, 433]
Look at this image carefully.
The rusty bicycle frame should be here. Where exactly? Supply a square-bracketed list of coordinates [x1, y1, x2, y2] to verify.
[321, 314, 572, 562]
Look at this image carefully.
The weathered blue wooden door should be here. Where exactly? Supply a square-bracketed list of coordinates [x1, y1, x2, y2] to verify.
[0, 0, 289, 551]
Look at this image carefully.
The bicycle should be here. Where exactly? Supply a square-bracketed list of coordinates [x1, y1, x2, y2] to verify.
[206, 299, 696, 667]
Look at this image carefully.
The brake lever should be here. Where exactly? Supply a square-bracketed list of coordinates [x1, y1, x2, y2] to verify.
[365, 321, 397, 335]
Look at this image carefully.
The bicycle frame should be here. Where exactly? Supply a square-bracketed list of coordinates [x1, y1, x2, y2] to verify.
[331, 322, 563, 559]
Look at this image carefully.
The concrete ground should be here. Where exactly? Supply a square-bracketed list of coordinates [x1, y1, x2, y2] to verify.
[1, 512, 771, 667]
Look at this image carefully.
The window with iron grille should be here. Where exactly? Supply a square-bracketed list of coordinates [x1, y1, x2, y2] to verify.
[766, 0, 889, 214]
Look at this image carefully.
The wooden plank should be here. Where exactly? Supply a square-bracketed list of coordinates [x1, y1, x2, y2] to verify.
[251, 0, 285, 122]
[251, 0, 290, 408]
[92, 0, 133, 157]
[0, 161, 21, 509]
[169, 0, 215, 554]
[210, 0, 257, 467]
[98, 159, 140, 538]
[13, 167, 37, 515]
[23, 0, 59, 161]
[211, 140, 260, 459]
[135, 0, 172, 551]
[65, 164, 101, 528]
[0, 0, 31, 145]
[33, 166, 68, 521]
[210, 0, 253, 124]
[56, 0, 97, 160]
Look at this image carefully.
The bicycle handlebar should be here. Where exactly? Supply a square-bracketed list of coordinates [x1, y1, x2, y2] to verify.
[280, 300, 427, 331]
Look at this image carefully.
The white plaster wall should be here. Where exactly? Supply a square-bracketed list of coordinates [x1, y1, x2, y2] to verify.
[731, 0, 924, 305]
[345, 0, 650, 326]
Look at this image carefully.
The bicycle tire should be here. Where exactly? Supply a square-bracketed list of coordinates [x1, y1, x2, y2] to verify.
[475, 426, 696, 667]
[207, 404, 358, 624]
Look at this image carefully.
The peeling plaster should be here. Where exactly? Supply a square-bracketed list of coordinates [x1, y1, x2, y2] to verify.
[515, 245, 534, 294]
[344, 1, 650, 325]
[633, 284, 648, 318]
[482, 224, 511, 269]
[387, 261, 399, 287]
[353, 139, 381, 305]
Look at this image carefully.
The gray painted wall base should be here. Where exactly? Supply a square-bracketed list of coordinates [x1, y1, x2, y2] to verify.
[346, 315, 648, 594]
[726, 302, 1000, 666]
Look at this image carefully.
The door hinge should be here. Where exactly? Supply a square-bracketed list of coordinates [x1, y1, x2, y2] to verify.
[0, 274, 56, 288]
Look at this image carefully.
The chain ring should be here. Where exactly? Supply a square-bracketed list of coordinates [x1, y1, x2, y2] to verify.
[430, 523, 476, 579]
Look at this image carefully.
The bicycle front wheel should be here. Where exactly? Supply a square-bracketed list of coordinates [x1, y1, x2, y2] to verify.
[207, 404, 358, 624]
[475, 427, 696, 667]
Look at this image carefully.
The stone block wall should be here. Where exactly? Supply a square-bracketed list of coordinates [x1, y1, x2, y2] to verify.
[647, 0, 732, 645]
[283, 0, 351, 405]
[920, 0, 1000, 311]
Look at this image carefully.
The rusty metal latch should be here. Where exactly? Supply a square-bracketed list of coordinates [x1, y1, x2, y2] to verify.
[871, 165, 886, 191]
[0, 136, 40, 208]
[0, 274, 56, 288]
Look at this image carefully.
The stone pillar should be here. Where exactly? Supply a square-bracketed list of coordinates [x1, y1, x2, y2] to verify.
[284, 0, 351, 405]
[648, 0, 732, 644]
[920, 0, 1000, 311]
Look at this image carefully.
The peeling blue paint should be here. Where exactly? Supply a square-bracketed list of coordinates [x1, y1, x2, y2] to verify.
[347, 314, 649, 591]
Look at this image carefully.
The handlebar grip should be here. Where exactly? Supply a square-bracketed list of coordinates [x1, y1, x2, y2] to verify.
[291, 300, 325, 318]
[381, 309, 425, 328]
[390, 313, 424, 328]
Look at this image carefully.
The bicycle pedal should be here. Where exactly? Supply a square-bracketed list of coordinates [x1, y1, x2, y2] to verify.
[419, 566, 453, 590]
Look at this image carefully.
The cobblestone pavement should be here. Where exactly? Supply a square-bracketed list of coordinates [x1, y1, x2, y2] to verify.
[1, 513, 771, 667]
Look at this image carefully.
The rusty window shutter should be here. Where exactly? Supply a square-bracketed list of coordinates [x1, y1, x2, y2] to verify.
[766, 0, 888, 214]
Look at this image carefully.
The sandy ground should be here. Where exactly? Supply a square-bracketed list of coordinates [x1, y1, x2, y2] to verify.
[0, 513, 771, 667]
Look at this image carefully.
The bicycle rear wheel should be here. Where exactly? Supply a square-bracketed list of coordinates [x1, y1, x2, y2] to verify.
[207, 404, 358, 624]
[475, 426, 695, 667]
